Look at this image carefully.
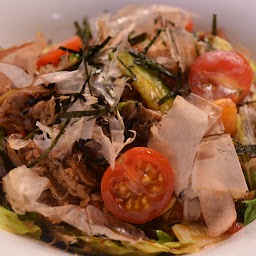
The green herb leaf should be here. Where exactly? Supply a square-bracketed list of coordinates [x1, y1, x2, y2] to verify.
[156, 230, 174, 244]
[129, 49, 177, 81]
[143, 29, 162, 54]
[211, 14, 217, 36]
[158, 92, 175, 106]
[86, 36, 112, 66]
[60, 107, 113, 119]
[128, 32, 148, 46]
[74, 17, 92, 47]
[244, 198, 256, 225]
[58, 46, 82, 58]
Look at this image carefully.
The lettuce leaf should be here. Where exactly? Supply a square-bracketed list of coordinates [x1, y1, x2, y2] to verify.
[2, 166, 147, 242]
[244, 198, 256, 225]
[47, 225, 196, 255]
[172, 222, 228, 249]
[72, 235, 196, 256]
[0, 206, 41, 239]
[155, 230, 174, 244]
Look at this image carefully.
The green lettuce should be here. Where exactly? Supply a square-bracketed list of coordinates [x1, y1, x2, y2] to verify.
[244, 198, 256, 225]
[74, 235, 196, 256]
[49, 226, 196, 255]
[0, 206, 41, 239]
[155, 230, 174, 244]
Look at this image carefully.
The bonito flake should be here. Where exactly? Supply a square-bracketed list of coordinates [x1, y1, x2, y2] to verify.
[148, 94, 248, 236]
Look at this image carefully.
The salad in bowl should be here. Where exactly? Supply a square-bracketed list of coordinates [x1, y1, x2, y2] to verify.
[0, 3, 256, 256]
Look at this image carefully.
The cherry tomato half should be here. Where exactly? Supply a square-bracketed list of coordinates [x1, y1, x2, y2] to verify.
[188, 50, 254, 103]
[101, 147, 174, 224]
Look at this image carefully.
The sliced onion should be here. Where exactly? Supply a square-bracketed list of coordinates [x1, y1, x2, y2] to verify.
[0, 63, 32, 88]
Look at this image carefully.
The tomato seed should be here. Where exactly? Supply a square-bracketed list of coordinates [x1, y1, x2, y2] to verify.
[126, 199, 132, 210]
[116, 197, 123, 203]
[134, 200, 140, 210]
[118, 181, 127, 195]
[141, 196, 150, 209]
[152, 185, 162, 193]
[142, 174, 150, 183]
[145, 164, 153, 173]
[158, 174, 163, 182]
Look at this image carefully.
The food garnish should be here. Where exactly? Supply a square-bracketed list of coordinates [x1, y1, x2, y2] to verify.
[0, 4, 255, 256]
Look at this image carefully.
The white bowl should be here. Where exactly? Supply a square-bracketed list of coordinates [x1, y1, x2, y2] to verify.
[0, 0, 256, 255]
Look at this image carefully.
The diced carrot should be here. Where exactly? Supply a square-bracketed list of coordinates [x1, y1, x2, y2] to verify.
[214, 98, 237, 136]
[36, 36, 83, 68]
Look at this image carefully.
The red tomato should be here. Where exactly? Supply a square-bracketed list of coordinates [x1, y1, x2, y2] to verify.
[227, 222, 244, 235]
[188, 50, 254, 103]
[36, 36, 82, 68]
[184, 20, 193, 32]
[101, 147, 174, 224]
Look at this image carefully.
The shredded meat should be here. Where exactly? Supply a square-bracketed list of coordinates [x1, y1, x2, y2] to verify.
[31, 97, 57, 125]
[18, 141, 104, 210]
[0, 86, 50, 134]
[119, 101, 162, 148]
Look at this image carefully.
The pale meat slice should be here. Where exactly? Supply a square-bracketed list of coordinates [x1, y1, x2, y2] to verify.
[192, 134, 248, 199]
[192, 134, 248, 237]
[186, 93, 224, 135]
[148, 95, 209, 196]
[198, 189, 236, 237]
[183, 195, 201, 221]
[149, 94, 247, 237]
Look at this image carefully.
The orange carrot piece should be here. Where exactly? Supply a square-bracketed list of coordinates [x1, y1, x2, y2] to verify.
[36, 36, 82, 68]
